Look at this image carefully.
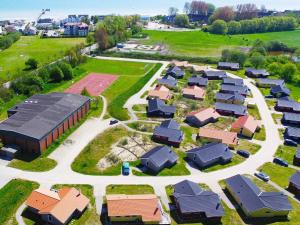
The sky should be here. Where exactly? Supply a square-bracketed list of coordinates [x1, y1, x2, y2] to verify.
[0, 0, 299, 20]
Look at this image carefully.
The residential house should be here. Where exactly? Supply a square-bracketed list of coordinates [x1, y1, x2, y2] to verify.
[148, 85, 172, 102]
[106, 194, 164, 224]
[215, 102, 247, 117]
[187, 143, 233, 168]
[284, 127, 300, 143]
[172, 180, 224, 222]
[222, 77, 244, 86]
[245, 68, 270, 78]
[275, 99, 300, 113]
[25, 187, 90, 225]
[198, 128, 238, 148]
[166, 66, 184, 79]
[182, 86, 205, 100]
[192, 65, 210, 74]
[288, 171, 300, 197]
[215, 93, 245, 105]
[220, 84, 248, 96]
[188, 76, 208, 87]
[171, 60, 190, 69]
[231, 115, 260, 138]
[140, 145, 178, 173]
[256, 78, 285, 88]
[157, 75, 177, 88]
[293, 148, 300, 166]
[147, 99, 176, 118]
[153, 119, 183, 147]
[64, 22, 89, 36]
[225, 175, 292, 218]
[217, 62, 240, 71]
[202, 70, 227, 80]
[185, 108, 220, 127]
[0, 93, 90, 154]
[282, 113, 300, 126]
[271, 85, 291, 98]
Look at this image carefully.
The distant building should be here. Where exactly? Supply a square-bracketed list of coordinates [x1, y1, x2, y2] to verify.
[185, 108, 220, 127]
[64, 22, 89, 36]
[231, 115, 260, 138]
[217, 62, 240, 71]
[141, 145, 178, 173]
[245, 68, 270, 78]
[182, 86, 205, 100]
[225, 175, 292, 218]
[202, 70, 227, 80]
[198, 128, 238, 148]
[36, 18, 54, 29]
[147, 99, 176, 118]
[215, 102, 247, 117]
[187, 143, 232, 168]
[215, 92, 245, 105]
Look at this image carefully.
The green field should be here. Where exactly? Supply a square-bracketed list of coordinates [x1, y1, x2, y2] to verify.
[142, 30, 300, 57]
[0, 36, 85, 79]
[106, 184, 154, 195]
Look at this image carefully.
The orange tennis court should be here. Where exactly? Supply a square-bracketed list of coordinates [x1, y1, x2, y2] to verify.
[65, 73, 118, 97]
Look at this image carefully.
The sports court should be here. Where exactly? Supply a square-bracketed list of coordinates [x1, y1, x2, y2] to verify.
[65, 73, 118, 96]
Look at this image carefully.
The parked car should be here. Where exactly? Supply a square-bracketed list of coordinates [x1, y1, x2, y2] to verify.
[237, 150, 250, 158]
[110, 119, 119, 125]
[122, 162, 130, 175]
[273, 157, 289, 167]
[284, 139, 298, 147]
[255, 171, 270, 182]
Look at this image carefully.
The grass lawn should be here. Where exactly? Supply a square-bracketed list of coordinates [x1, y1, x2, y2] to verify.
[253, 126, 266, 141]
[181, 125, 198, 146]
[265, 99, 277, 109]
[0, 179, 39, 225]
[141, 30, 300, 57]
[0, 36, 85, 79]
[76, 58, 161, 120]
[272, 113, 283, 124]
[126, 121, 156, 133]
[258, 162, 296, 189]
[275, 145, 298, 165]
[72, 126, 129, 175]
[237, 139, 261, 154]
[248, 104, 261, 120]
[106, 184, 154, 195]
[202, 154, 245, 173]
[132, 104, 147, 111]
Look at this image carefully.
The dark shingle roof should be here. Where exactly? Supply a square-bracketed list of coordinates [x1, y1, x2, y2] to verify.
[226, 175, 292, 213]
[173, 180, 224, 218]
[188, 76, 208, 86]
[271, 85, 291, 96]
[290, 171, 300, 189]
[221, 84, 248, 95]
[215, 102, 247, 116]
[276, 99, 300, 112]
[203, 71, 227, 79]
[153, 119, 183, 143]
[257, 78, 284, 86]
[283, 113, 300, 123]
[218, 62, 240, 70]
[215, 93, 245, 102]
[157, 75, 177, 87]
[147, 99, 176, 114]
[187, 143, 232, 164]
[0, 92, 90, 140]
[222, 77, 244, 86]
[285, 127, 300, 138]
[296, 148, 300, 159]
[141, 145, 178, 168]
[246, 68, 269, 76]
[167, 66, 184, 78]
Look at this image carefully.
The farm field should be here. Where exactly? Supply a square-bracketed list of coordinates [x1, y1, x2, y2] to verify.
[141, 30, 300, 57]
[0, 36, 85, 79]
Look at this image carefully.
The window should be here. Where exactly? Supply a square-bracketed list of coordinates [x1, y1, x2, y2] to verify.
[48, 215, 53, 221]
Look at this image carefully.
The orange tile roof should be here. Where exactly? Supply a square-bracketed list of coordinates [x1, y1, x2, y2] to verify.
[192, 65, 210, 72]
[199, 128, 238, 146]
[26, 188, 90, 224]
[231, 115, 259, 134]
[183, 86, 205, 99]
[107, 194, 162, 222]
[148, 85, 172, 101]
[188, 108, 220, 122]
[171, 60, 189, 68]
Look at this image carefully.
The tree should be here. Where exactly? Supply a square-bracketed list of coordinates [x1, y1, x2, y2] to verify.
[25, 58, 38, 70]
[249, 52, 266, 69]
[86, 33, 95, 45]
[81, 87, 91, 97]
[227, 21, 241, 34]
[183, 2, 191, 14]
[95, 24, 109, 51]
[209, 20, 228, 34]
[58, 62, 73, 80]
[168, 7, 179, 16]
[221, 49, 247, 66]
[207, 3, 216, 15]
[268, 62, 281, 75]
[91, 15, 99, 24]
[131, 25, 142, 35]
[174, 15, 189, 28]
[190, 1, 209, 15]
[280, 63, 298, 82]
[211, 6, 235, 22]
[49, 66, 64, 82]
[236, 4, 258, 20]
[37, 67, 50, 82]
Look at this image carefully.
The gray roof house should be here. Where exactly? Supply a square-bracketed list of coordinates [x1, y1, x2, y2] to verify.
[157, 75, 177, 88]
[222, 77, 244, 86]
[153, 119, 183, 147]
[288, 171, 300, 196]
[284, 127, 300, 143]
[225, 175, 292, 218]
[220, 84, 248, 96]
[275, 99, 300, 113]
[215, 102, 247, 116]
[140, 145, 178, 173]
[282, 112, 300, 125]
[217, 62, 240, 71]
[271, 85, 291, 98]
[147, 99, 176, 118]
[256, 78, 285, 88]
[172, 180, 224, 221]
[188, 76, 208, 87]
[187, 143, 232, 168]
[215, 93, 245, 105]
[202, 70, 227, 80]
[293, 148, 300, 166]
[167, 66, 184, 79]
[245, 68, 270, 78]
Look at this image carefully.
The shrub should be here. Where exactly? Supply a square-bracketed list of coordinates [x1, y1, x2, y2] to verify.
[221, 49, 247, 66]
[49, 66, 64, 82]
[10, 74, 44, 96]
[249, 52, 266, 69]
[174, 14, 189, 28]
[37, 67, 50, 82]
[280, 63, 298, 82]
[0, 87, 14, 102]
[58, 62, 73, 80]
[268, 62, 281, 75]
[209, 20, 228, 34]
[227, 21, 241, 34]
[25, 58, 38, 70]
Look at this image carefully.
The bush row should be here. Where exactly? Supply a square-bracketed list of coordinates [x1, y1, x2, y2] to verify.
[0, 32, 21, 50]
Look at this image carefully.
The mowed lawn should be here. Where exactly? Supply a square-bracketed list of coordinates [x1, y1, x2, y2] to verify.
[0, 36, 85, 78]
[142, 30, 300, 57]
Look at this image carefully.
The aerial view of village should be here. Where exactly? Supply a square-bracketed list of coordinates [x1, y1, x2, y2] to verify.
[0, 0, 300, 224]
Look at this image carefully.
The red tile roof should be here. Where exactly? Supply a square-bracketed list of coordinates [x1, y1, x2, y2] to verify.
[188, 108, 220, 122]
[231, 115, 259, 134]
